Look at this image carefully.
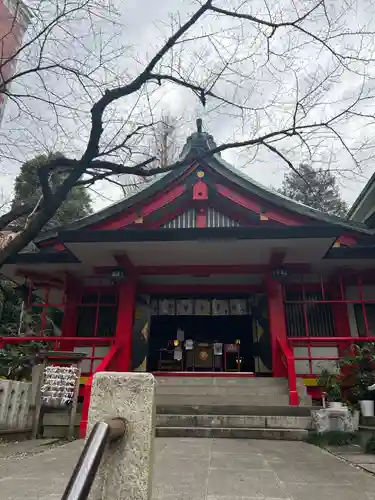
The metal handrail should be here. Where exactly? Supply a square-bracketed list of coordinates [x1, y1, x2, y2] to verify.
[61, 417, 127, 500]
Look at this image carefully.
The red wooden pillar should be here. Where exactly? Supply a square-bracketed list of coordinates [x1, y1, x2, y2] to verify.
[266, 275, 288, 377]
[115, 274, 137, 371]
[330, 282, 351, 337]
[61, 276, 80, 351]
[330, 278, 352, 357]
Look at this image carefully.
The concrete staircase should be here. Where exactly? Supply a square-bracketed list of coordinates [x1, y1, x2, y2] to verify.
[155, 376, 313, 440]
[42, 376, 315, 441]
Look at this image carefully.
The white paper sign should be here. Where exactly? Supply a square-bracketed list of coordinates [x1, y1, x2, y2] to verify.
[41, 366, 79, 407]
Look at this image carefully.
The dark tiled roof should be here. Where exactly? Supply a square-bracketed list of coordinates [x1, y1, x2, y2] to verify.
[35, 126, 372, 244]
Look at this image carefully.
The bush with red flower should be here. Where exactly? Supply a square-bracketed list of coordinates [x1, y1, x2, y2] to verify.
[338, 342, 375, 406]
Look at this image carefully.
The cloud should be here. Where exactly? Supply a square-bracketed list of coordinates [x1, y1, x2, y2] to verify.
[1, 0, 375, 212]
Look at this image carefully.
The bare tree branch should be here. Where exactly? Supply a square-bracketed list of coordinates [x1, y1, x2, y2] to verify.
[209, 0, 324, 31]
[261, 140, 308, 183]
[0, 0, 375, 268]
[82, 0, 213, 162]
[0, 203, 32, 231]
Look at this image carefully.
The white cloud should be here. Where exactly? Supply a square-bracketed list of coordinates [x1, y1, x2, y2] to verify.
[1, 0, 375, 212]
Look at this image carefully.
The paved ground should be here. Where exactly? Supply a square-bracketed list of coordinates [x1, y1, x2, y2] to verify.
[2, 438, 375, 499]
[327, 444, 375, 474]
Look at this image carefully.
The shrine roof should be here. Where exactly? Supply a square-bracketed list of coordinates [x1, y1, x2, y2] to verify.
[32, 122, 371, 246]
[4, 123, 375, 282]
[58, 224, 344, 244]
[347, 171, 375, 226]
[198, 154, 370, 233]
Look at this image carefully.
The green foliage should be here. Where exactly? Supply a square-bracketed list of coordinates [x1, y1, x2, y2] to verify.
[0, 341, 46, 381]
[315, 343, 375, 410]
[12, 152, 93, 230]
[0, 280, 22, 336]
[307, 431, 358, 447]
[0, 281, 63, 337]
[317, 368, 342, 402]
[338, 343, 375, 404]
[0, 300, 61, 380]
[365, 434, 375, 454]
[0, 282, 63, 379]
[0, 153, 91, 361]
[279, 163, 348, 217]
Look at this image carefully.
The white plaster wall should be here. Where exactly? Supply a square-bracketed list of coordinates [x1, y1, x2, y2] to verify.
[292, 346, 338, 374]
[293, 346, 309, 374]
[74, 346, 110, 373]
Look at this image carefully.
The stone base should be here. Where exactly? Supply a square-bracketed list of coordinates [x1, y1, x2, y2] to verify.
[311, 407, 359, 434]
[156, 426, 308, 440]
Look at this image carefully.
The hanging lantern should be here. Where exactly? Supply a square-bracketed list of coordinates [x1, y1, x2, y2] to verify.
[272, 268, 289, 281]
[111, 268, 126, 283]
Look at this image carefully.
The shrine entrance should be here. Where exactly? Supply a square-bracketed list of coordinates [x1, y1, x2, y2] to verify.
[147, 296, 255, 373]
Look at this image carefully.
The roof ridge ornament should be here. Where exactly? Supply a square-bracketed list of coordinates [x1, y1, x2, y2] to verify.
[179, 119, 219, 160]
[196, 118, 203, 134]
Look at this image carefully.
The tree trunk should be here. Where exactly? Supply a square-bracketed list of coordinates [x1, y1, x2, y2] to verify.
[0, 163, 87, 270]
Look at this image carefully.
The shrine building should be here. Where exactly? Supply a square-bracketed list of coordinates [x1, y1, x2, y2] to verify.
[2, 122, 375, 433]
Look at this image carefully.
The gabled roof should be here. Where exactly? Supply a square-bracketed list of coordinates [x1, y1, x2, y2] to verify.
[199, 155, 370, 233]
[35, 124, 371, 245]
[347, 171, 375, 225]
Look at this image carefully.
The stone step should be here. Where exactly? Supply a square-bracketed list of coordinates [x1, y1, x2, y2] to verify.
[156, 394, 291, 406]
[156, 404, 320, 416]
[41, 406, 317, 440]
[156, 414, 312, 429]
[155, 386, 289, 396]
[155, 377, 312, 407]
[156, 426, 308, 440]
[155, 376, 288, 386]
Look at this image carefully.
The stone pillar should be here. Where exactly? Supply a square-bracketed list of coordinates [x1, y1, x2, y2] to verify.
[88, 372, 155, 500]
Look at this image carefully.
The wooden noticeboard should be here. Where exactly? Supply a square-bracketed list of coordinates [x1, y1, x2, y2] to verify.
[31, 351, 87, 440]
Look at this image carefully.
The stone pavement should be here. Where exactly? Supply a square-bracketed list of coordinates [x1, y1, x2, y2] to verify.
[327, 444, 375, 474]
[2, 438, 375, 499]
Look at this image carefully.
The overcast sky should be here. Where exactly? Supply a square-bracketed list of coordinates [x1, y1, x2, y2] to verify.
[1, 0, 374, 212]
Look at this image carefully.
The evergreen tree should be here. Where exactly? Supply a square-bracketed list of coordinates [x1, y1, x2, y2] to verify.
[279, 163, 348, 217]
[12, 153, 93, 230]
[0, 153, 91, 353]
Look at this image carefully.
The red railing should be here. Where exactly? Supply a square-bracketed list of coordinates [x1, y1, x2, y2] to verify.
[289, 336, 375, 377]
[0, 335, 119, 438]
[0, 336, 114, 376]
[79, 342, 121, 438]
[276, 336, 299, 405]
